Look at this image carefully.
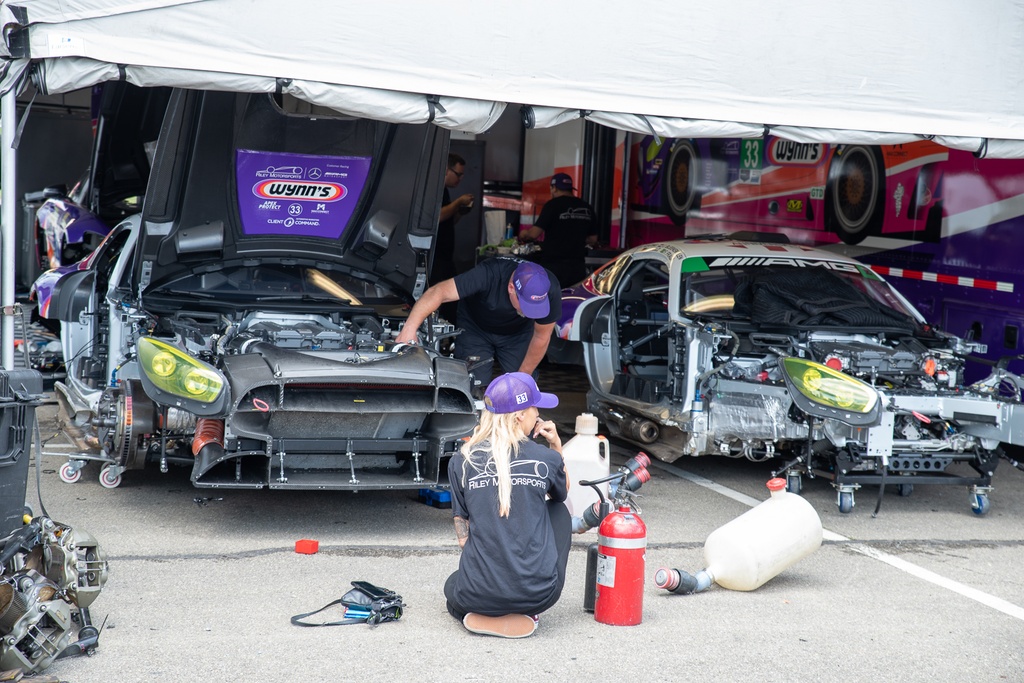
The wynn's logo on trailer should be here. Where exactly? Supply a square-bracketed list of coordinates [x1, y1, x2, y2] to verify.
[252, 180, 346, 201]
[768, 140, 824, 165]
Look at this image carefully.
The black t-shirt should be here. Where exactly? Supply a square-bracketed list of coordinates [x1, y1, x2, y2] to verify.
[448, 440, 568, 616]
[453, 257, 562, 335]
[534, 195, 597, 265]
[432, 188, 456, 284]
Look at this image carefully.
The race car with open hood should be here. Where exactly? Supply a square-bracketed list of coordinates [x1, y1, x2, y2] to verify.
[34, 89, 478, 491]
[569, 238, 1024, 514]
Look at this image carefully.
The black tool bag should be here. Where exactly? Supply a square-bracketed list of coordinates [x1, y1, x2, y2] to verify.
[290, 581, 405, 627]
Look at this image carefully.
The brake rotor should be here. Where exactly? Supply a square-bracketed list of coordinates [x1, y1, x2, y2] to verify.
[107, 381, 155, 470]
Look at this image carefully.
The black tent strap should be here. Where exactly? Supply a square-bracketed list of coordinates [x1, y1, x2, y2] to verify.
[640, 115, 660, 145]
[426, 94, 446, 123]
[11, 88, 35, 150]
[520, 104, 535, 129]
[974, 138, 989, 159]
[8, 5, 28, 24]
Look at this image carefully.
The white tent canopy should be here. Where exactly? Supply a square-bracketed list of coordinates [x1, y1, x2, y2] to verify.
[4, 0, 1024, 146]
[5, 0, 1024, 368]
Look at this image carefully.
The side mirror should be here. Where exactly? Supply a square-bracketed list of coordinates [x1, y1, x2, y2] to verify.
[42, 184, 69, 199]
[23, 184, 68, 203]
[50, 271, 96, 323]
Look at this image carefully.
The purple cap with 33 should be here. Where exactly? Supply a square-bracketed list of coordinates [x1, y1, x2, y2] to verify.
[483, 372, 559, 414]
[513, 261, 551, 319]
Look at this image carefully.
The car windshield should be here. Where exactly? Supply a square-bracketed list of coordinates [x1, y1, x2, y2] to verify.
[153, 264, 406, 306]
[589, 254, 632, 294]
[682, 263, 921, 328]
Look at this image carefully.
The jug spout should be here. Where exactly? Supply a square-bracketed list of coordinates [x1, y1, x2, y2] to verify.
[654, 567, 713, 594]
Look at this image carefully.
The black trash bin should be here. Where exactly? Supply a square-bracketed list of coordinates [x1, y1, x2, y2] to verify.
[0, 369, 43, 537]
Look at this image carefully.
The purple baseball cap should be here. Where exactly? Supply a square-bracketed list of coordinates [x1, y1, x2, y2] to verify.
[512, 261, 551, 319]
[483, 372, 559, 414]
[550, 172, 575, 191]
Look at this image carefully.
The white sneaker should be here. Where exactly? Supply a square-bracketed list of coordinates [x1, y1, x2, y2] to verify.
[462, 612, 537, 638]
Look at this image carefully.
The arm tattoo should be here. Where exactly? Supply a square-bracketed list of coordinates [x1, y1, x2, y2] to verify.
[453, 516, 470, 548]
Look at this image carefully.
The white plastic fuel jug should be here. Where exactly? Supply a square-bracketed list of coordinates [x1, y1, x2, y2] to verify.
[655, 478, 822, 593]
[561, 413, 610, 518]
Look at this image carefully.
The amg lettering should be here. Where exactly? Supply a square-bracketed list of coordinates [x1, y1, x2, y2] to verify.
[708, 257, 860, 272]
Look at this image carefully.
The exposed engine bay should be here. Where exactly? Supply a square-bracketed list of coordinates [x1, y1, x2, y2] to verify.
[56, 290, 476, 491]
[172, 309, 403, 354]
[574, 241, 1024, 513]
[37, 88, 480, 493]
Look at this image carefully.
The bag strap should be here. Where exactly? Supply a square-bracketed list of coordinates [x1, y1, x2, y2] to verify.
[290, 597, 370, 627]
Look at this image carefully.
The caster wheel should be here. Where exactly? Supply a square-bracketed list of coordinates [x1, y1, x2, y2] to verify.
[971, 494, 990, 516]
[786, 473, 802, 495]
[99, 466, 122, 489]
[838, 491, 854, 514]
[58, 462, 82, 484]
[896, 483, 914, 497]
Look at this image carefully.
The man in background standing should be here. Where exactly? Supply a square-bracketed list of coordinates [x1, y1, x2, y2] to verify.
[519, 172, 598, 287]
[433, 153, 475, 285]
[433, 153, 475, 324]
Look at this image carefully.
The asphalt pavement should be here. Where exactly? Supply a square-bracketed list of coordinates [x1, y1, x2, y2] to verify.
[18, 369, 1024, 682]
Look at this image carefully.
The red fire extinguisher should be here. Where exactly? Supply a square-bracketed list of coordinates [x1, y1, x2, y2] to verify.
[594, 502, 647, 625]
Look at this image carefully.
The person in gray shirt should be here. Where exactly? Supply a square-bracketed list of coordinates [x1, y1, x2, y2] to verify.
[443, 372, 571, 638]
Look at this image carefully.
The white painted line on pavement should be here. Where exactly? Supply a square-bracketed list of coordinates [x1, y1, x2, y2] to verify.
[654, 461, 1024, 622]
[657, 466, 764, 507]
[845, 542, 1024, 621]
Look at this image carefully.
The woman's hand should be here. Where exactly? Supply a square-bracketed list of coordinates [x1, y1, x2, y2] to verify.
[532, 417, 562, 454]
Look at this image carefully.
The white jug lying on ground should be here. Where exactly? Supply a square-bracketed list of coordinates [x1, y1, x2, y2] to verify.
[655, 477, 823, 593]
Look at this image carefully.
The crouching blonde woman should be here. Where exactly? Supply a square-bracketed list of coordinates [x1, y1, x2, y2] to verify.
[443, 372, 571, 638]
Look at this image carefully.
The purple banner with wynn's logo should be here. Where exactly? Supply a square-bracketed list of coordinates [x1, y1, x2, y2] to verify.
[236, 149, 371, 238]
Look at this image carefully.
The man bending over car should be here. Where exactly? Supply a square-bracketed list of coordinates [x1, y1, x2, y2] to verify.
[395, 257, 561, 387]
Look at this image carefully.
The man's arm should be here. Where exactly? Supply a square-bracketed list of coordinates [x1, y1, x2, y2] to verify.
[517, 322, 555, 375]
[518, 225, 544, 242]
[440, 193, 474, 223]
[394, 279, 460, 343]
[453, 516, 470, 549]
[521, 201, 554, 242]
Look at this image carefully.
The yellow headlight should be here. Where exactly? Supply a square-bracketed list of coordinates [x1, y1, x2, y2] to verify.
[138, 337, 224, 404]
[782, 357, 877, 414]
[150, 351, 176, 378]
[831, 383, 856, 408]
[184, 370, 217, 396]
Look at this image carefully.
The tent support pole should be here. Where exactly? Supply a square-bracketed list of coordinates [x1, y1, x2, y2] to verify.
[1, 89, 16, 371]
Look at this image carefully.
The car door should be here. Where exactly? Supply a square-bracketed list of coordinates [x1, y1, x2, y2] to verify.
[573, 252, 673, 402]
[48, 222, 136, 400]
[607, 255, 672, 402]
